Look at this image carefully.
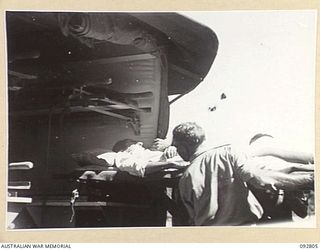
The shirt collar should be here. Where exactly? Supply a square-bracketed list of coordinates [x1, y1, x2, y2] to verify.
[189, 143, 232, 162]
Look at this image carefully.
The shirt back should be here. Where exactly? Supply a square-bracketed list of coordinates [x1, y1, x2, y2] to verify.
[179, 146, 263, 226]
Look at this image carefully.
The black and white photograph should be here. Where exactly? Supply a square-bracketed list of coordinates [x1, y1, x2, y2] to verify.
[6, 10, 316, 230]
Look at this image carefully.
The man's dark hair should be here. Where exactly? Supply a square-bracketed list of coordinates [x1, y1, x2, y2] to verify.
[249, 133, 273, 145]
[112, 139, 138, 152]
[173, 122, 206, 149]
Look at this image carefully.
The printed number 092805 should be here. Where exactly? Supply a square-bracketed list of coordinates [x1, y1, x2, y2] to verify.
[300, 244, 318, 248]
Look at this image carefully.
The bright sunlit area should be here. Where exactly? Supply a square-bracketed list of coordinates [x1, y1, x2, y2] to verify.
[169, 10, 316, 153]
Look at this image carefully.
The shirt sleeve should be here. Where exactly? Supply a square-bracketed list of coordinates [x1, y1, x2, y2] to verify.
[114, 151, 148, 177]
[178, 175, 196, 225]
[228, 146, 255, 182]
[97, 152, 117, 166]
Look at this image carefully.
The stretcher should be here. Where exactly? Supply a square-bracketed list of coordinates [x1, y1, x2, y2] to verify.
[70, 164, 187, 227]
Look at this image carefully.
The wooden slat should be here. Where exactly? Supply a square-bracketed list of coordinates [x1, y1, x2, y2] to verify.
[29, 200, 149, 208]
[69, 53, 156, 66]
[85, 106, 133, 121]
[7, 197, 32, 203]
[8, 181, 31, 190]
[9, 161, 33, 170]
[8, 70, 37, 80]
[89, 97, 145, 112]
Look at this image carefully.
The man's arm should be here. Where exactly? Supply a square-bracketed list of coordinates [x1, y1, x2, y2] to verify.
[240, 158, 314, 191]
[252, 147, 314, 164]
[249, 137, 314, 164]
[178, 175, 196, 226]
[144, 161, 174, 175]
[151, 138, 171, 151]
[144, 160, 188, 175]
[246, 167, 314, 191]
[230, 144, 315, 189]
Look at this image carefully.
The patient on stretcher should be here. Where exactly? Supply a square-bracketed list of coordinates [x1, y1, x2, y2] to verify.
[75, 139, 189, 179]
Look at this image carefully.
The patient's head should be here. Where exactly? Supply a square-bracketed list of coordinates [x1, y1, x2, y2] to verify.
[112, 139, 143, 152]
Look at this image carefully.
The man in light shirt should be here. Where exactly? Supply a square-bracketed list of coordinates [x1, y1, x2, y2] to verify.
[171, 122, 263, 226]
